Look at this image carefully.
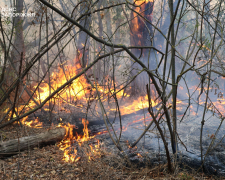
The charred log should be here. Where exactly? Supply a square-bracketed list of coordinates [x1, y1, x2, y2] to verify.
[0, 127, 66, 156]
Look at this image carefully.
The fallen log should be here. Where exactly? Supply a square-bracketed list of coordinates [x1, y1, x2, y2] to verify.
[0, 127, 66, 155]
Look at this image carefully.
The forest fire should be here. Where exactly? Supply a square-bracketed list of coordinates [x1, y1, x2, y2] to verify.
[4, 56, 224, 163]
[3, 57, 159, 162]
[1, 0, 225, 178]
[10, 56, 160, 126]
[3, 0, 224, 164]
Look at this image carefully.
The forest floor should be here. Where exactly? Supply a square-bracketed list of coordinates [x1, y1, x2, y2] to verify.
[0, 124, 223, 180]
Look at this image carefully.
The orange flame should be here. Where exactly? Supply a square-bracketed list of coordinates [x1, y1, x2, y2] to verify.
[134, 0, 154, 6]
[57, 118, 100, 162]
[21, 117, 43, 128]
[131, 0, 154, 48]
[115, 95, 159, 116]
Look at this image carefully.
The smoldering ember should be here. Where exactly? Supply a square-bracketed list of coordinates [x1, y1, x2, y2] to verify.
[0, 0, 225, 179]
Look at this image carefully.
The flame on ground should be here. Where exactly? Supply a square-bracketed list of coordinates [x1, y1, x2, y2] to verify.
[21, 117, 43, 128]
[111, 95, 159, 116]
[57, 118, 100, 162]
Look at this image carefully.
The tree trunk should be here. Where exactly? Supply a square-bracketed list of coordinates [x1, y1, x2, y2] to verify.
[130, 2, 154, 95]
[11, 0, 25, 75]
[76, 1, 91, 68]
[96, 0, 104, 81]
[103, 0, 113, 87]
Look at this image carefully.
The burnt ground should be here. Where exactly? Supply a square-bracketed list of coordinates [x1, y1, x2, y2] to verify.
[0, 124, 224, 180]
